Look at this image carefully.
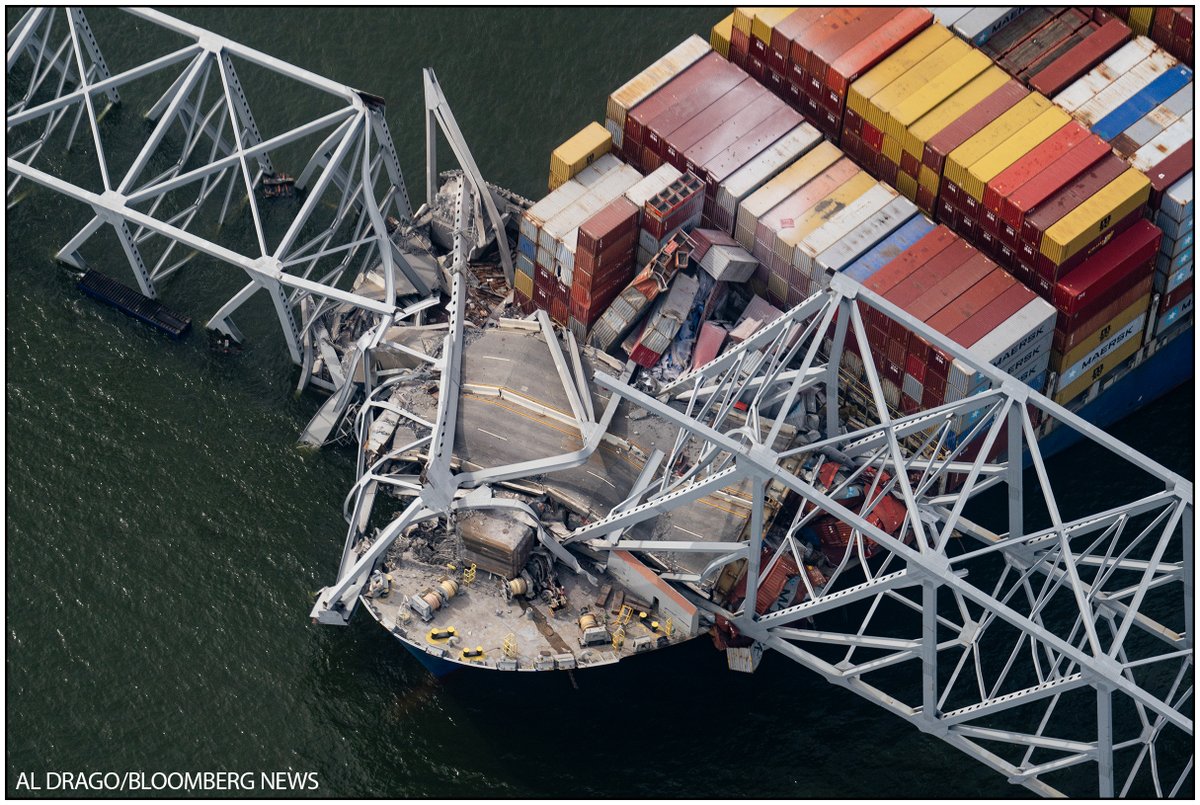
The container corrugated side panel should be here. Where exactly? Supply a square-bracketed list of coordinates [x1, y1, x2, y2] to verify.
[813, 197, 921, 284]
[1092, 65, 1194, 141]
[606, 35, 711, 128]
[735, 142, 844, 250]
[793, 184, 898, 276]
[1130, 111, 1194, 172]
[1111, 85, 1193, 155]
[887, 49, 992, 146]
[1052, 37, 1158, 112]
[1160, 172, 1195, 221]
[869, 37, 972, 138]
[716, 123, 822, 215]
[903, 66, 1011, 163]
[963, 106, 1071, 202]
[1072, 49, 1179, 128]
[1042, 169, 1152, 264]
[847, 26, 953, 120]
[944, 94, 1051, 194]
[842, 216, 938, 282]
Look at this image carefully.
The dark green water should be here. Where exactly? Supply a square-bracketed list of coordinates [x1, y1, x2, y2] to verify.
[5, 7, 1194, 798]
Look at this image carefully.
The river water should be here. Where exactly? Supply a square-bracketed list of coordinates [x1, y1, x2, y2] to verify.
[5, 7, 1194, 799]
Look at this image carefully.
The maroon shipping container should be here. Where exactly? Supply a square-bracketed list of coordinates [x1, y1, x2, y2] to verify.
[1160, 276, 1194, 312]
[927, 269, 1019, 340]
[1029, 18, 1133, 96]
[805, 9, 900, 106]
[680, 93, 787, 175]
[946, 281, 1039, 350]
[825, 9, 933, 113]
[661, 80, 767, 165]
[1054, 275, 1153, 352]
[1019, 153, 1126, 254]
[770, 9, 827, 76]
[1000, 135, 1112, 236]
[648, 76, 756, 161]
[1146, 142, 1194, 208]
[909, 254, 1001, 324]
[624, 53, 743, 161]
[863, 226, 959, 333]
[1033, 203, 1143, 282]
[923, 80, 1027, 172]
[884, 240, 976, 343]
[730, 26, 750, 70]
[984, 121, 1091, 215]
[787, 9, 858, 88]
[643, 74, 752, 161]
[578, 197, 639, 256]
[1023, 24, 1101, 83]
[996, 9, 1090, 77]
[1051, 220, 1160, 317]
[698, 109, 805, 197]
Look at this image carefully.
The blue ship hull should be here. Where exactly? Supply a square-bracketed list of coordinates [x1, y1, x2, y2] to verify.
[402, 642, 461, 677]
[1037, 329, 1194, 461]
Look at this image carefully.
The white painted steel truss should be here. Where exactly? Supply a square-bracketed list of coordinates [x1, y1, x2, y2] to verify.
[6, 6, 429, 363]
[8, 8, 1192, 800]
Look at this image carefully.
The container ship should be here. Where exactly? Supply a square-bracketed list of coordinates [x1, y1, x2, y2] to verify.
[327, 5, 1194, 681]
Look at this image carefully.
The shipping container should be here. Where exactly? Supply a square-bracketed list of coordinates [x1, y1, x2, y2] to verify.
[962, 106, 1072, 203]
[606, 35, 711, 135]
[813, 197, 921, 285]
[1053, 37, 1159, 112]
[1029, 18, 1135, 97]
[1051, 219, 1161, 318]
[760, 162, 869, 268]
[1000, 134, 1111, 234]
[549, 123, 613, 191]
[847, 25, 954, 126]
[902, 66, 1012, 172]
[1071, 49, 1179, 131]
[712, 122, 822, 232]
[953, 8, 1025, 46]
[734, 140, 843, 249]
[1110, 85, 1194, 157]
[943, 94, 1053, 208]
[623, 53, 744, 161]
[825, 9, 935, 111]
[711, 14, 735, 59]
[1041, 169, 1151, 265]
[922, 80, 1027, 181]
[983, 120, 1090, 214]
[884, 48, 993, 152]
[842, 216, 938, 282]
[793, 183, 897, 282]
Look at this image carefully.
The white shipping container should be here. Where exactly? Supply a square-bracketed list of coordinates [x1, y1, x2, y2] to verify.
[604, 118, 624, 150]
[606, 35, 711, 129]
[1159, 171, 1194, 223]
[927, 7, 973, 26]
[1054, 37, 1158, 113]
[788, 185, 897, 277]
[522, 181, 588, 241]
[1072, 49, 1177, 127]
[1116, 85, 1193, 153]
[953, 7, 1023, 45]
[813, 197, 921, 283]
[714, 123, 823, 224]
[539, 165, 643, 251]
[1131, 111, 1193, 173]
[950, 298, 1057, 392]
[574, 153, 622, 188]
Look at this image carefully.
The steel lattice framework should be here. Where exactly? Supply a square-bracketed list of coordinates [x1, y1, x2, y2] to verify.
[6, 8, 1193, 800]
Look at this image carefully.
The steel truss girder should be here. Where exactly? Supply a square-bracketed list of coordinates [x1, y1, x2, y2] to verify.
[6, 7, 422, 363]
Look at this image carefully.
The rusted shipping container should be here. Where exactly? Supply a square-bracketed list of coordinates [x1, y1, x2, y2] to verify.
[1030, 18, 1135, 96]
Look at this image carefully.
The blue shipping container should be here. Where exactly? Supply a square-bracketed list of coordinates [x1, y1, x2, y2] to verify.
[841, 216, 937, 283]
[1092, 66, 1195, 142]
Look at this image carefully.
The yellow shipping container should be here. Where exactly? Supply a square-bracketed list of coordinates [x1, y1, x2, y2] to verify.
[751, 7, 797, 45]
[736, 142, 844, 249]
[868, 38, 970, 139]
[897, 171, 919, 201]
[733, 7, 771, 35]
[1053, 327, 1143, 404]
[1041, 169, 1151, 264]
[711, 14, 735, 59]
[777, 172, 876, 260]
[961, 107, 1070, 202]
[1127, 7, 1154, 36]
[865, 38, 969, 135]
[1053, 293, 1150, 370]
[514, 269, 534, 300]
[882, 135, 903, 165]
[887, 50, 991, 145]
[943, 94, 1049, 196]
[903, 66, 1010, 162]
[847, 26, 952, 121]
[549, 123, 612, 191]
[919, 164, 940, 195]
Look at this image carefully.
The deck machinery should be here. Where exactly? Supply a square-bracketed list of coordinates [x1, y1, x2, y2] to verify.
[6, 8, 1193, 799]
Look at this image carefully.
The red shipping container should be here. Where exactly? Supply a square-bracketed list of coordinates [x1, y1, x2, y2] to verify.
[883, 240, 975, 343]
[946, 281, 1039, 350]
[1054, 275, 1153, 352]
[1160, 276, 1194, 312]
[578, 197, 639, 255]
[1031, 199, 1142, 282]
[984, 121, 1091, 215]
[1146, 142, 1194, 208]
[806, 9, 898, 104]
[864, 226, 958, 322]
[788, 9, 856, 87]
[769, 9, 826, 75]
[1000, 135, 1110, 237]
[927, 269, 1020, 343]
[908, 254, 1000, 325]
[730, 26, 750, 70]
[625, 54, 743, 163]
[660, 80, 765, 164]
[1051, 220, 1160, 318]
[682, 93, 789, 175]
[1030, 18, 1133, 97]
[825, 9, 933, 110]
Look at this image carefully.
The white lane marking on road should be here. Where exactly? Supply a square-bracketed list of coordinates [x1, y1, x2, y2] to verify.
[586, 470, 616, 488]
[482, 355, 511, 361]
[477, 427, 508, 441]
[673, 525, 707, 539]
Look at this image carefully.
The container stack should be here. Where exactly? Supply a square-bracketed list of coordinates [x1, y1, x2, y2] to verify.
[1045, 220, 1159, 404]
[639, 171, 705, 259]
[1152, 174, 1194, 338]
[569, 196, 642, 339]
[841, 223, 1057, 432]
[604, 35, 712, 155]
[623, 164, 684, 266]
[1106, 7, 1194, 63]
[709, 122, 822, 233]
[548, 123, 613, 191]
